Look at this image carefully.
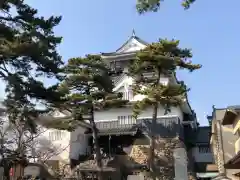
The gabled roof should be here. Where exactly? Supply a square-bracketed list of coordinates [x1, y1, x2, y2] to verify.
[115, 32, 148, 52]
[101, 30, 148, 56]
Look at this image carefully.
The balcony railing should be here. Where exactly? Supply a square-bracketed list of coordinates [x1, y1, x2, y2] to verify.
[235, 137, 240, 154]
[95, 117, 184, 138]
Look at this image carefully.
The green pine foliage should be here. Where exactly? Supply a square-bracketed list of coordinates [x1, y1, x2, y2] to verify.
[0, 1, 63, 104]
[128, 38, 201, 176]
[0, 1, 63, 129]
[129, 38, 201, 118]
[56, 55, 128, 128]
[49, 55, 128, 179]
[136, 0, 196, 14]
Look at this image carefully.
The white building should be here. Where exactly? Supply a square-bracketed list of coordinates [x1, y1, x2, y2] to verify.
[34, 110, 71, 163]
[0, 32, 217, 179]
[0, 102, 70, 168]
[39, 32, 215, 179]
[39, 31, 197, 159]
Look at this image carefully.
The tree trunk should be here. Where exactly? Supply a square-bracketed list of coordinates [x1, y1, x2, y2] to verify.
[149, 103, 158, 180]
[149, 72, 160, 180]
[89, 106, 103, 180]
[3, 161, 10, 180]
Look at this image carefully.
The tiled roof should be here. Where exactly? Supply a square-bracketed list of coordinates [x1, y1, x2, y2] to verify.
[101, 51, 138, 56]
[115, 35, 148, 52]
[101, 34, 148, 56]
[227, 105, 240, 110]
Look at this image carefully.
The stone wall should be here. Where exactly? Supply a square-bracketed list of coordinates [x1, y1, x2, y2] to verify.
[129, 136, 188, 180]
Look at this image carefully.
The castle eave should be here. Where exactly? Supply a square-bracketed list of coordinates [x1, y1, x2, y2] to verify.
[97, 128, 138, 136]
[101, 51, 137, 60]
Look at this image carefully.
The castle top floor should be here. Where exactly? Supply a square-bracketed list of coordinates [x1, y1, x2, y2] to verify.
[100, 30, 148, 71]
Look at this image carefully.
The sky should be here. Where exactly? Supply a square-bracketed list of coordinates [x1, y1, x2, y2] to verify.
[1, 0, 240, 126]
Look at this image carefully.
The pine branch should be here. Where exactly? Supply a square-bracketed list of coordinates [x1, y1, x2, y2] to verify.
[0, 0, 64, 114]
[129, 38, 201, 118]
[136, 0, 196, 14]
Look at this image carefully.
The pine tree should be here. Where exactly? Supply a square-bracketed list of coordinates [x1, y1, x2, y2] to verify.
[0, 0, 63, 113]
[136, 0, 195, 14]
[50, 55, 128, 180]
[128, 39, 201, 178]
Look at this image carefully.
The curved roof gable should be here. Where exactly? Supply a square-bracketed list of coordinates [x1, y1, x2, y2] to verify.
[116, 32, 148, 53]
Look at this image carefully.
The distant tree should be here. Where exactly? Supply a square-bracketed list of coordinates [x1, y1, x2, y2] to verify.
[0, 97, 33, 179]
[47, 55, 128, 180]
[0, 104, 68, 179]
[0, 95, 53, 179]
[136, 0, 195, 14]
[0, 0, 63, 128]
[28, 126, 71, 178]
[128, 39, 201, 179]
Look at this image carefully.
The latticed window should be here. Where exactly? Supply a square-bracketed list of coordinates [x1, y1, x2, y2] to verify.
[198, 145, 211, 153]
[49, 130, 65, 141]
[118, 115, 136, 125]
[123, 89, 133, 100]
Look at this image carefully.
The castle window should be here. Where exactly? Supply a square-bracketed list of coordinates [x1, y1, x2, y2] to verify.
[49, 130, 64, 141]
[198, 145, 211, 153]
[118, 115, 136, 125]
[122, 89, 133, 100]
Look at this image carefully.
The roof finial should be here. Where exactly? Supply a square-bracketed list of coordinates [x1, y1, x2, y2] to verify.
[132, 29, 136, 37]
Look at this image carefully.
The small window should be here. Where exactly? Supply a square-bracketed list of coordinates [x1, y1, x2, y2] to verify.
[199, 145, 211, 153]
[128, 88, 133, 100]
[49, 130, 64, 141]
[118, 115, 136, 125]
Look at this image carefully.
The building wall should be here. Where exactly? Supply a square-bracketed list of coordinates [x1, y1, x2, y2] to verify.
[71, 105, 183, 159]
[220, 123, 239, 179]
[37, 104, 184, 161]
[36, 112, 71, 162]
[213, 109, 239, 179]
[37, 128, 71, 162]
[69, 126, 90, 159]
[94, 106, 184, 122]
[192, 146, 214, 163]
[192, 127, 215, 164]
